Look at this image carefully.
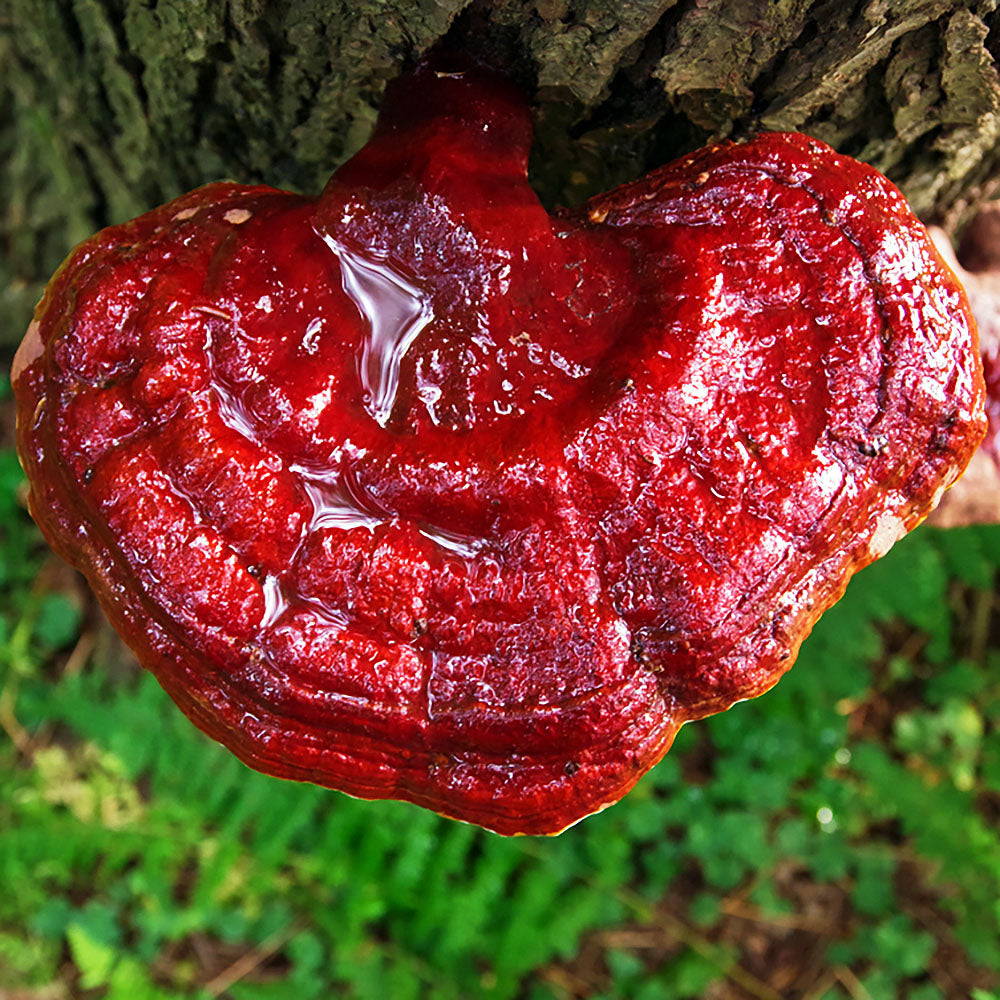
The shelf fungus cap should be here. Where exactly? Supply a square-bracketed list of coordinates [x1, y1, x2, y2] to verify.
[925, 221, 1000, 527]
[13, 58, 986, 835]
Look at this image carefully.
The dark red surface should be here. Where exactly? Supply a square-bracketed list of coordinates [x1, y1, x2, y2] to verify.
[13, 59, 985, 834]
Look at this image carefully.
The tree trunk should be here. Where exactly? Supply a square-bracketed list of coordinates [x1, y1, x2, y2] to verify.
[2, 0, 999, 348]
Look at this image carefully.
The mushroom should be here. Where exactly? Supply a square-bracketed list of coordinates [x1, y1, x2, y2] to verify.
[12, 57, 985, 834]
[926, 215, 1000, 527]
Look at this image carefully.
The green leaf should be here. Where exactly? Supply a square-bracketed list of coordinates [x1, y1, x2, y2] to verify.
[66, 923, 117, 989]
[851, 855, 896, 917]
[688, 891, 721, 927]
[659, 948, 728, 998]
[34, 592, 83, 651]
[906, 984, 944, 1000]
[29, 898, 73, 938]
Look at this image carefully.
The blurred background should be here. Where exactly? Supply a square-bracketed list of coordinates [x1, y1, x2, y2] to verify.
[3, 2, 1000, 997]
[3, 426, 999, 997]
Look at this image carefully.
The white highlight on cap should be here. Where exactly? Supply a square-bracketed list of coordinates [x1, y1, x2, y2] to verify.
[869, 512, 907, 558]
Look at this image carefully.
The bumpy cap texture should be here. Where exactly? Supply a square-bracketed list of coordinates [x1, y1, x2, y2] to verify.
[14, 60, 985, 834]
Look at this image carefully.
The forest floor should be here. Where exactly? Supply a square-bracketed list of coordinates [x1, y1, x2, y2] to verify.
[1, 375, 999, 1000]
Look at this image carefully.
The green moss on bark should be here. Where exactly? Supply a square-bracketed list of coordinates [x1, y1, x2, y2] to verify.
[3, 0, 1000, 348]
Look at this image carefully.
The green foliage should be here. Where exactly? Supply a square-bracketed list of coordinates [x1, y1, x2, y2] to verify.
[1, 442, 999, 997]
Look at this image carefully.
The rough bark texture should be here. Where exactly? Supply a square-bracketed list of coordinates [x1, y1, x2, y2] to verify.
[2, 0, 1000, 348]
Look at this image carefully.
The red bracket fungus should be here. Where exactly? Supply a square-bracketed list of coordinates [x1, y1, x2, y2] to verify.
[926, 219, 1000, 527]
[13, 57, 986, 834]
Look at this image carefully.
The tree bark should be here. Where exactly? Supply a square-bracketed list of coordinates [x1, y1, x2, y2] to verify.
[2, 0, 999, 348]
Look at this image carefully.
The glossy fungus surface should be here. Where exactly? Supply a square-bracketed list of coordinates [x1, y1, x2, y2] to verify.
[926, 223, 1000, 527]
[14, 59, 986, 834]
